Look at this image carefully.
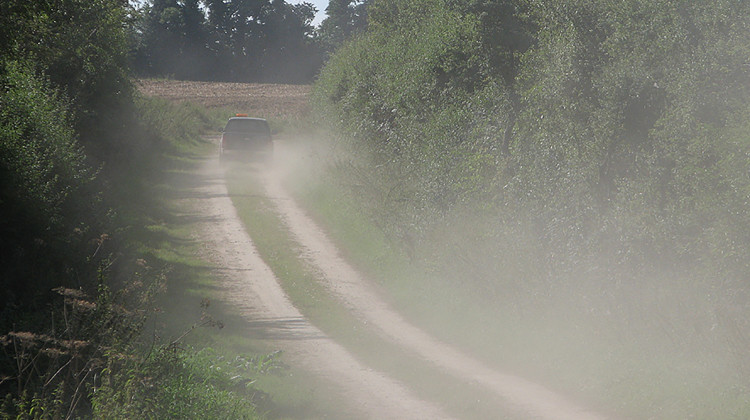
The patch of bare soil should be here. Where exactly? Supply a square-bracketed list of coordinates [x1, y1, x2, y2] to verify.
[135, 79, 310, 119]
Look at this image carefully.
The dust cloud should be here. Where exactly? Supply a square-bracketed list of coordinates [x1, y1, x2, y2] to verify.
[255, 129, 750, 419]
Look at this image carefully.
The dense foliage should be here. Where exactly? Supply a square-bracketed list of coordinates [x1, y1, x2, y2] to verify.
[1, 0, 135, 159]
[315, 0, 750, 415]
[0, 0, 134, 336]
[318, 0, 371, 50]
[0, 0, 265, 417]
[0, 60, 100, 317]
[134, 0, 324, 83]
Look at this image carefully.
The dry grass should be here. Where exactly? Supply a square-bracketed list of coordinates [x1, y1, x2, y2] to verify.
[135, 79, 311, 119]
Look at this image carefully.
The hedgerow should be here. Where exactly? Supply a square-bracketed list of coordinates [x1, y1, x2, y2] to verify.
[314, 0, 750, 415]
[0, 0, 267, 416]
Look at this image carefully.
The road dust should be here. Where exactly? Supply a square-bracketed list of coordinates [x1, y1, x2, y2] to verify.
[144, 79, 749, 419]
[267, 141, 609, 420]
[186, 142, 449, 420]
[184, 135, 610, 419]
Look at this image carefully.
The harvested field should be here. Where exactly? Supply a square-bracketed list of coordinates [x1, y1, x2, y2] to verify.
[135, 79, 310, 119]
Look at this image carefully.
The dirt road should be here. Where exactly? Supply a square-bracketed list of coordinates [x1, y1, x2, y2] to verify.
[189, 152, 450, 419]
[184, 139, 609, 419]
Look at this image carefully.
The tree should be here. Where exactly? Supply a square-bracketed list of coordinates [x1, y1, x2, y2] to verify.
[136, 0, 212, 79]
[136, 0, 323, 82]
[260, 0, 324, 82]
[319, 0, 371, 50]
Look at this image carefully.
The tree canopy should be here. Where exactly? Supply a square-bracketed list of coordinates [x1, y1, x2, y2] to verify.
[319, 0, 371, 49]
[314, 5, 750, 416]
[316, 0, 750, 287]
[134, 0, 324, 83]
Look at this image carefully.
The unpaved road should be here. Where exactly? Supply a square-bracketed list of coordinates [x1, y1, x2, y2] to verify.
[185, 140, 609, 420]
[189, 151, 448, 419]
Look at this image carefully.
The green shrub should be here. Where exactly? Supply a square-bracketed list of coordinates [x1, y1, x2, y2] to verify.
[0, 59, 102, 316]
[313, 1, 750, 414]
[315, 0, 750, 310]
[92, 347, 272, 419]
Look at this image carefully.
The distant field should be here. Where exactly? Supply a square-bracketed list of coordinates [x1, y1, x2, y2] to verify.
[135, 79, 311, 119]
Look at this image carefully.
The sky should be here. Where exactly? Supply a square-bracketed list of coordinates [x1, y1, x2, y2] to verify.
[289, 0, 329, 26]
[130, 1, 329, 27]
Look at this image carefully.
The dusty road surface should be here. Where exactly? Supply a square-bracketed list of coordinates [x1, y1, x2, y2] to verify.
[187, 151, 450, 420]
[144, 79, 609, 419]
[184, 143, 609, 420]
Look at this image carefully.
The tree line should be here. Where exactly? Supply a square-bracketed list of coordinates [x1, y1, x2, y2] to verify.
[133, 0, 371, 83]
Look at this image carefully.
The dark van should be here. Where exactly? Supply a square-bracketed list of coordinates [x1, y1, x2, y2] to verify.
[219, 115, 272, 160]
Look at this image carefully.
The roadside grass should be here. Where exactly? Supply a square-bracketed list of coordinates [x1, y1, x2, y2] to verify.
[223, 154, 523, 420]
[276, 137, 747, 419]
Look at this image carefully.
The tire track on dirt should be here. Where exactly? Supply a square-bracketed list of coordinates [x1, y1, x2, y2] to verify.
[189, 156, 452, 420]
[262, 144, 610, 420]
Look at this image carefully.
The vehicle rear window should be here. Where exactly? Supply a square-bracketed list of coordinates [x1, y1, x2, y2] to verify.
[224, 119, 270, 134]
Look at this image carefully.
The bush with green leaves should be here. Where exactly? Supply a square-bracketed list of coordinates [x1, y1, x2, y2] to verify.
[0, 70, 266, 417]
[0, 59, 102, 317]
[314, 0, 750, 415]
[316, 0, 750, 308]
[1, 0, 136, 166]
[315, 0, 523, 246]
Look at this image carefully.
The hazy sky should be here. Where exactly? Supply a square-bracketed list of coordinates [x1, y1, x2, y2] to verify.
[131, 1, 329, 27]
[289, 0, 329, 26]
